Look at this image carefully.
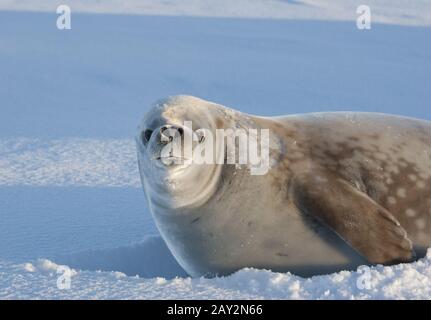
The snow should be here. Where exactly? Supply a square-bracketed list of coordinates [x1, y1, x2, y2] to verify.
[1, 0, 431, 26]
[1, 10, 431, 139]
[1, 250, 431, 299]
[0, 138, 139, 187]
[1, 1, 431, 299]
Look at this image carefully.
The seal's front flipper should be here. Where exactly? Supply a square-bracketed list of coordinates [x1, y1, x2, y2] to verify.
[292, 172, 415, 265]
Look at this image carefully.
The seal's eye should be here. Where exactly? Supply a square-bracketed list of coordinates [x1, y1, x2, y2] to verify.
[142, 129, 153, 144]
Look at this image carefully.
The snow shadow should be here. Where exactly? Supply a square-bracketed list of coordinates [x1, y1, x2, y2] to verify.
[0, 186, 187, 278]
[57, 235, 188, 279]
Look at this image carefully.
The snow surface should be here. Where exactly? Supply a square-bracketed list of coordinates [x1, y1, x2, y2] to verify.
[2, 11, 431, 138]
[1, 0, 431, 26]
[2, 251, 431, 299]
[1, 2, 431, 299]
[0, 138, 140, 187]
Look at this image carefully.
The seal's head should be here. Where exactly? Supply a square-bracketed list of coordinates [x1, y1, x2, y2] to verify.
[136, 95, 229, 211]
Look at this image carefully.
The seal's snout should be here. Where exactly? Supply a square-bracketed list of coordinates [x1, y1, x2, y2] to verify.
[159, 125, 184, 144]
[139, 125, 185, 147]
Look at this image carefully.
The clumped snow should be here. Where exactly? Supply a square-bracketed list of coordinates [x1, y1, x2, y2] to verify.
[1, 250, 431, 299]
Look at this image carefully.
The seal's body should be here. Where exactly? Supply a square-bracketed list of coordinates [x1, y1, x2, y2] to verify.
[136, 95, 431, 277]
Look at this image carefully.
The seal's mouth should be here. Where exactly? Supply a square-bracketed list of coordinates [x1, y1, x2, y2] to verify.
[155, 156, 175, 160]
[154, 155, 189, 163]
[155, 155, 181, 160]
[154, 156, 196, 173]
